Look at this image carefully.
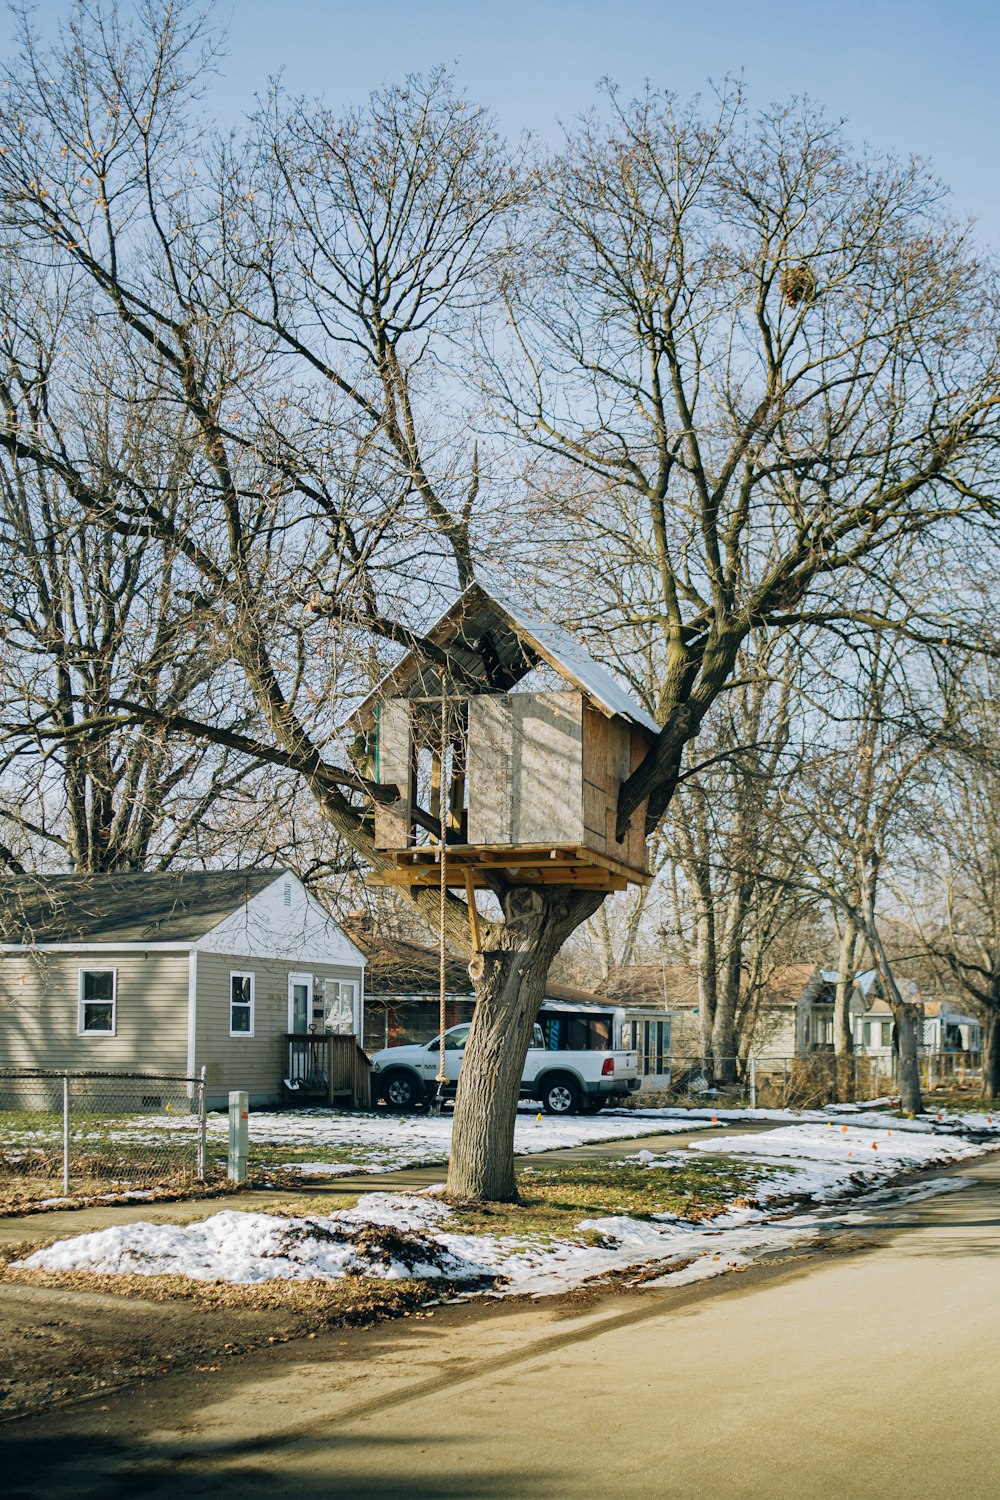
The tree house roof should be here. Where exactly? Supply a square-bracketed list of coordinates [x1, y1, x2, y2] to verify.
[347, 582, 660, 734]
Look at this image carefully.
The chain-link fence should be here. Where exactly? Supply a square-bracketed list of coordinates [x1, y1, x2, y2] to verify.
[634, 1053, 890, 1110]
[0, 1067, 209, 1208]
[636, 1051, 987, 1110]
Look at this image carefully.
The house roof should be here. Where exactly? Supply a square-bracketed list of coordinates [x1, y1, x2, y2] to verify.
[0, 870, 281, 946]
[350, 927, 616, 1008]
[346, 582, 661, 735]
[606, 963, 697, 1008]
[923, 999, 981, 1024]
[607, 961, 827, 1010]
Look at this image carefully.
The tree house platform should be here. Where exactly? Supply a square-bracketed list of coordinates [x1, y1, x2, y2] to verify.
[368, 842, 650, 893]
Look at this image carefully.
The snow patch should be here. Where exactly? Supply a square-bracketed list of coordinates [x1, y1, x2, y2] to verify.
[19, 1120, 985, 1297]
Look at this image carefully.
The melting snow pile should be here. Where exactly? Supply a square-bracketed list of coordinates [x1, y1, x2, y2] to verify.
[19, 1195, 496, 1287]
[687, 1121, 982, 1201]
[18, 1122, 987, 1297]
[626, 1105, 1000, 1138]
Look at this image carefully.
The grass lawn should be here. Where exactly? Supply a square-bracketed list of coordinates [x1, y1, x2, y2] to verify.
[274, 1154, 779, 1246]
[450, 1156, 777, 1239]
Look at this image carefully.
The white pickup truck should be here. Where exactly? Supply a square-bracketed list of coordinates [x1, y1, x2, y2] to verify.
[371, 1009, 641, 1115]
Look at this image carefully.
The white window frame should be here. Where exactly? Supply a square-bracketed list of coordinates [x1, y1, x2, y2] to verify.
[78, 968, 117, 1037]
[287, 972, 314, 1033]
[229, 970, 255, 1038]
[325, 977, 359, 1034]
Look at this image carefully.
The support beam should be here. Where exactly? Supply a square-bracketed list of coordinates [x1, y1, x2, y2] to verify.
[464, 873, 482, 953]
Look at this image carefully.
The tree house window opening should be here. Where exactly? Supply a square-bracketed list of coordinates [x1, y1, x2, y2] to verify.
[410, 701, 469, 847]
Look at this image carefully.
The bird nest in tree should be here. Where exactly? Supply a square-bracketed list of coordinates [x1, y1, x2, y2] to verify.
[780, 264, 817, 308]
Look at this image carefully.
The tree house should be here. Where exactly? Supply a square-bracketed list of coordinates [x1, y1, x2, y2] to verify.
[351, 585, 659, 894]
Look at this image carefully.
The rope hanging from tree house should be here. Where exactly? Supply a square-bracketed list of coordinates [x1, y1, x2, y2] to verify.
[436, 689, 448, 1103]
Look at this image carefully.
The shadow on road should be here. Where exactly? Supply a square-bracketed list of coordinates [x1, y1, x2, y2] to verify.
[1, 1428, 544, 1500]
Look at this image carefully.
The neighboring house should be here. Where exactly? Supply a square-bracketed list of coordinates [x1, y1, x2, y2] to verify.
[607, 961, 812, 1063]
[351, 927, 672, 1092]
[919, 999, 982, 1056]
[796, 970, 982, 1063]
[0, 870, 365, 1107]
[795, 968, 871, 1055]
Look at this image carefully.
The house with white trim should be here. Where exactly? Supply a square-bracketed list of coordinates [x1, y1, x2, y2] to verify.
[0, 870, 365, 1107]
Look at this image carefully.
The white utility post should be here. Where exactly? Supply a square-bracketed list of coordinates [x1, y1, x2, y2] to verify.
[228, 1090, 249, 1183]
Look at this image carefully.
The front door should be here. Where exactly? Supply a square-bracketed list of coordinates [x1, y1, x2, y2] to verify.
[288, 973, 313, 1034]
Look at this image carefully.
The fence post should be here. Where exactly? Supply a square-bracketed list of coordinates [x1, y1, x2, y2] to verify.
[196, 1065, 207, 1182]
[228, 1090, 249, 1184]
[62, 1072, 70, 1196]
[749, 1054, 757, 1110]
[782, 1056, 788, 1108]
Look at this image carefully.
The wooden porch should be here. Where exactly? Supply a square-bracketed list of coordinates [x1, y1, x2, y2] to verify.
[282, 1034, 372, 1110]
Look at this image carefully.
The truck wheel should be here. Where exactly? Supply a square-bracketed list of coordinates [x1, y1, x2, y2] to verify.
[381, 1070, 423, 1112]
[540, 1074, 581, 1116]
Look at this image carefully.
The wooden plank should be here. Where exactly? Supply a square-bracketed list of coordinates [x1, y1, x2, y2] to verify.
[467, 696, 514, 844]
[392, 841, 649, 880]
[604, 716, 630, 857]
[374, 698, 413, 850]
[368, 865, 631, 892]
[429, 747, 442, 831]
[582, 705, 609, 853]
[448, 719, 467, 837]
[625, 726, 654, 872]
[509, 691, 584, 845]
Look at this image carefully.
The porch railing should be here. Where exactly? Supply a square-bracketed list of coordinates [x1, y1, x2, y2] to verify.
[282, 1034, 371, 1110]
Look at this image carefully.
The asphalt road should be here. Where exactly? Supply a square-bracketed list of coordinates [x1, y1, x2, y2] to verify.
[2, 1148, 998, 1500]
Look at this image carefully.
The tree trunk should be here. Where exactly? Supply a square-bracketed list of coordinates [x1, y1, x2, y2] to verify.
[833, 918, 858, 1101]
[893, 1004, 923, 1115]
[713, 884, 748, 1085]
[695, 902, 718, 1079]
[833, 920, 857, 1057]
[984, 1013, 1000, 1102]
[859, 880, 922, 1114]
[445, 887, 597, 1202]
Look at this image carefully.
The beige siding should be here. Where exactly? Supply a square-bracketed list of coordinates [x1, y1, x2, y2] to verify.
[194, 952, 365, 1107]
[0, 949, 189, 1072]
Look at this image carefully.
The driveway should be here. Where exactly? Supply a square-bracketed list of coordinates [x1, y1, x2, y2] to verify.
[2, 1148, 998, 1499]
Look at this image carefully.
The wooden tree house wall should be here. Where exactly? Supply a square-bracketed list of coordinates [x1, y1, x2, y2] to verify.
[373, 688, 652, 892]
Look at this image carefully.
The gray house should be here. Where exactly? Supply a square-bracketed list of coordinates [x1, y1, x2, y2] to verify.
[0, 870, 365, 1106]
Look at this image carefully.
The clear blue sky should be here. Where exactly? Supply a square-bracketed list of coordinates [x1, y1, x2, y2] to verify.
[6, 0, 1000, 243]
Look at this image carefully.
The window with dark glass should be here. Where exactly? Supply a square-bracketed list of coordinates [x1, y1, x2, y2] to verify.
[230, 973, 254, 1035]
[80, 970, 115, 1034]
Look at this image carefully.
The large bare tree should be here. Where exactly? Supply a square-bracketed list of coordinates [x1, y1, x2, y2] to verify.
[1, 8, 999, 1194]
[0, 264, 263, 871]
